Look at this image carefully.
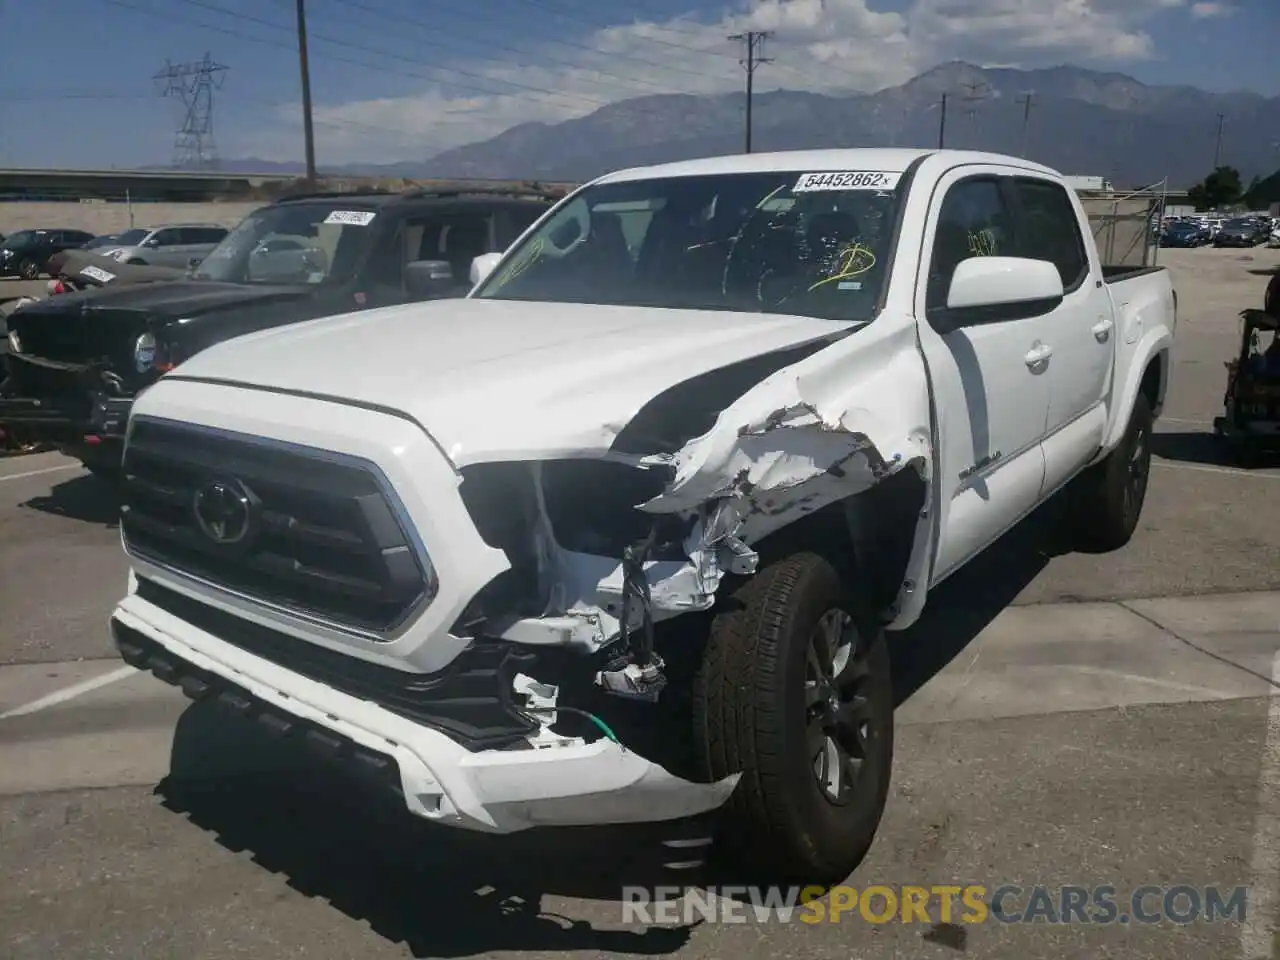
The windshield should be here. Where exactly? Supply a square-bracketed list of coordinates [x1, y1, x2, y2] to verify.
[2, 231, 35, 248]
[1224, 219, 1250, 229]
[192, 201, 380, 285]
[473, 170, 906, 322]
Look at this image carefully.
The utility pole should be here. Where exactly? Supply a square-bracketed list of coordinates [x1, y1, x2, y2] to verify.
[937, 92, 948, 149]
[728, 30, 772, 154]
[1016, 91, 1034, 158]
[1213, 113, 1225, 168]
[295, 0, 317, 184]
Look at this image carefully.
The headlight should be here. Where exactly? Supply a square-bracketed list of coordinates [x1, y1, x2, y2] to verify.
[6, 328, 20, 354]
[133, 332, 156, 372]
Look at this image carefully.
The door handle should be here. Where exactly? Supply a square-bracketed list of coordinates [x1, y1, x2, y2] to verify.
[1024, 343, 1053, 368]
[1091, 318, 1114, 342]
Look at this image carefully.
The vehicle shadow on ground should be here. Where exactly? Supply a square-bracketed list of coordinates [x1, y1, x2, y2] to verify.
[159, 704, 702, 957]
[889, 495, 1075, 704]
[1150, 430, 1278, 469]
[21, 473, 121, 526]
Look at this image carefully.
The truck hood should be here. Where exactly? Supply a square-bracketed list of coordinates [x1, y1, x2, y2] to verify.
[171, 298, 853, 465]
[12, 279, 311, 324]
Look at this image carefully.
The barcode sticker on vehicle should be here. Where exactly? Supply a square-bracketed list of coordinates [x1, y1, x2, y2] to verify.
[79, 265, 116, 283]
[793, 171, 901, 192]
[323, 210, 377, 226]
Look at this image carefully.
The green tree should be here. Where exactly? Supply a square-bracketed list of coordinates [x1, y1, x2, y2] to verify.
[1243, 168, 1280, 209]
[1187, 165, 1243, 211]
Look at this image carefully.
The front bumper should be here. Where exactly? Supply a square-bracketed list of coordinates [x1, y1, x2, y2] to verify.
[0, 389, 131, 445]
[111, 588, 738, 834]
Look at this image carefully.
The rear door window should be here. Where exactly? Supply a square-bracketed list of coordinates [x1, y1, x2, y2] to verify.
[1010, 178, 1090, 291]
[150, 228, 184, 247]
[180, 227, 228, 245]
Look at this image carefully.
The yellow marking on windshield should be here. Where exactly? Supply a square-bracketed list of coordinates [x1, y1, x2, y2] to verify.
[807, 243, 877, 292]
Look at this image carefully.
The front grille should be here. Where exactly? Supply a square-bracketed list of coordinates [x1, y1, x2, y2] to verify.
[121, 416, 432, 634]
[11, 308, 148, 368]
[4, 354, 95, 411]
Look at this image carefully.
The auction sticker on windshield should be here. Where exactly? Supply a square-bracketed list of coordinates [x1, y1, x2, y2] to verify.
[323, 210, 377, 226]
[793, 171, 901, 192]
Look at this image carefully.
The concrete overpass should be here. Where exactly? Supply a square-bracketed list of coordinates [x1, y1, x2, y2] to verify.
[0, 168, 305, 203]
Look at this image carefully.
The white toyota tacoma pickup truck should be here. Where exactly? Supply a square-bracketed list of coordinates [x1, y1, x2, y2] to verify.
[110, 149, 1176, 885]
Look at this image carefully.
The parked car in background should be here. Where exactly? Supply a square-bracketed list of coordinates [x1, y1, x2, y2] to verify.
[1161, 221, 1205, 247]
[81, 233, 129, 251]
[0, 229, 96, 280]
[95, 224, 230, 269]
[1214, 218, 1265, 248]
[107, 148, 1177, 885]
[0, 184, 562, 477]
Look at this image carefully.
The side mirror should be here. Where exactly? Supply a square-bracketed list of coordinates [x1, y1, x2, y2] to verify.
[142, 237, 161, 248]
[404, 259, 456, 298]
[470, 252, 504, 286]
[932, 256, 1064, 334]
[187, 256, 204, 269]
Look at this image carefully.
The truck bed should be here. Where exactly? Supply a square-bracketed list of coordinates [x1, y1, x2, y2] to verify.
[1102, 264, 1166, 284]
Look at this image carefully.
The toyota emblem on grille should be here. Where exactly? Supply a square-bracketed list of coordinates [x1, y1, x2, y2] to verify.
[193, 478, 255, 545]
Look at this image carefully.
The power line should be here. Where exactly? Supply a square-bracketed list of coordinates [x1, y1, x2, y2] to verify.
[728, 30, 771, 154]
[154, 54, 228, 169]
[320, 0, 732, 90]
[157, 0, 618, 109]
[104, 0, 590, 122]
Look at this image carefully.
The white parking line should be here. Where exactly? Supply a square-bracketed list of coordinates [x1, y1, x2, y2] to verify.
[1159, 417, 1214, 427]
[0, 463, 84, 484]
[1241, 652, 1280, 958]
[0, 665, 136, 720]
[1154, 461, 1280, 480]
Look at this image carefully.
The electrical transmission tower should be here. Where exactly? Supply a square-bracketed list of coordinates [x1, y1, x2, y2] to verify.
[154, 54, 229, 170]
[728, 30, 772, 154]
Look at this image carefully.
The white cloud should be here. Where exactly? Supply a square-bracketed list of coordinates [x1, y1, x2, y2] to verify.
[1189, 1, 1234, 18]
[230, 0, 1190, 165]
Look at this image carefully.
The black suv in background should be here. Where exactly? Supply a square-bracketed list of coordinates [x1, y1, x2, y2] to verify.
[0, 229, 96, 279]
[1213, 217, 1267, 248]
[0, 184, 565, 476]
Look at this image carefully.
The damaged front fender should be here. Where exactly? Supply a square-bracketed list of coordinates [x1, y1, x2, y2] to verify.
[493, 314, 936, 657]
[641, 315, 933, 544]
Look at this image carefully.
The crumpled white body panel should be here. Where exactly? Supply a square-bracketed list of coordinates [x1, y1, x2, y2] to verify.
[501, 310, 936, 648]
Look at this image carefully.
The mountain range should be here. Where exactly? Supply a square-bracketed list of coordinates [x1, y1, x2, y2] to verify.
[186, 62, 1280, 189]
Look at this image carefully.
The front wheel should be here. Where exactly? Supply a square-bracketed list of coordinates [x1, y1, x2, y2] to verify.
[1069, 393, 1153, 552]
[693, 552, 894, 886]
[18, 258, 39, 281]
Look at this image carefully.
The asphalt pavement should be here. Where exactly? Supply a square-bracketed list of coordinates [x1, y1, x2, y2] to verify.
[0, 248, 1278, 959]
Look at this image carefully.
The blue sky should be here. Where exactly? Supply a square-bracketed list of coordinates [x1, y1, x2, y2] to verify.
[2, 0, 1275, 168]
